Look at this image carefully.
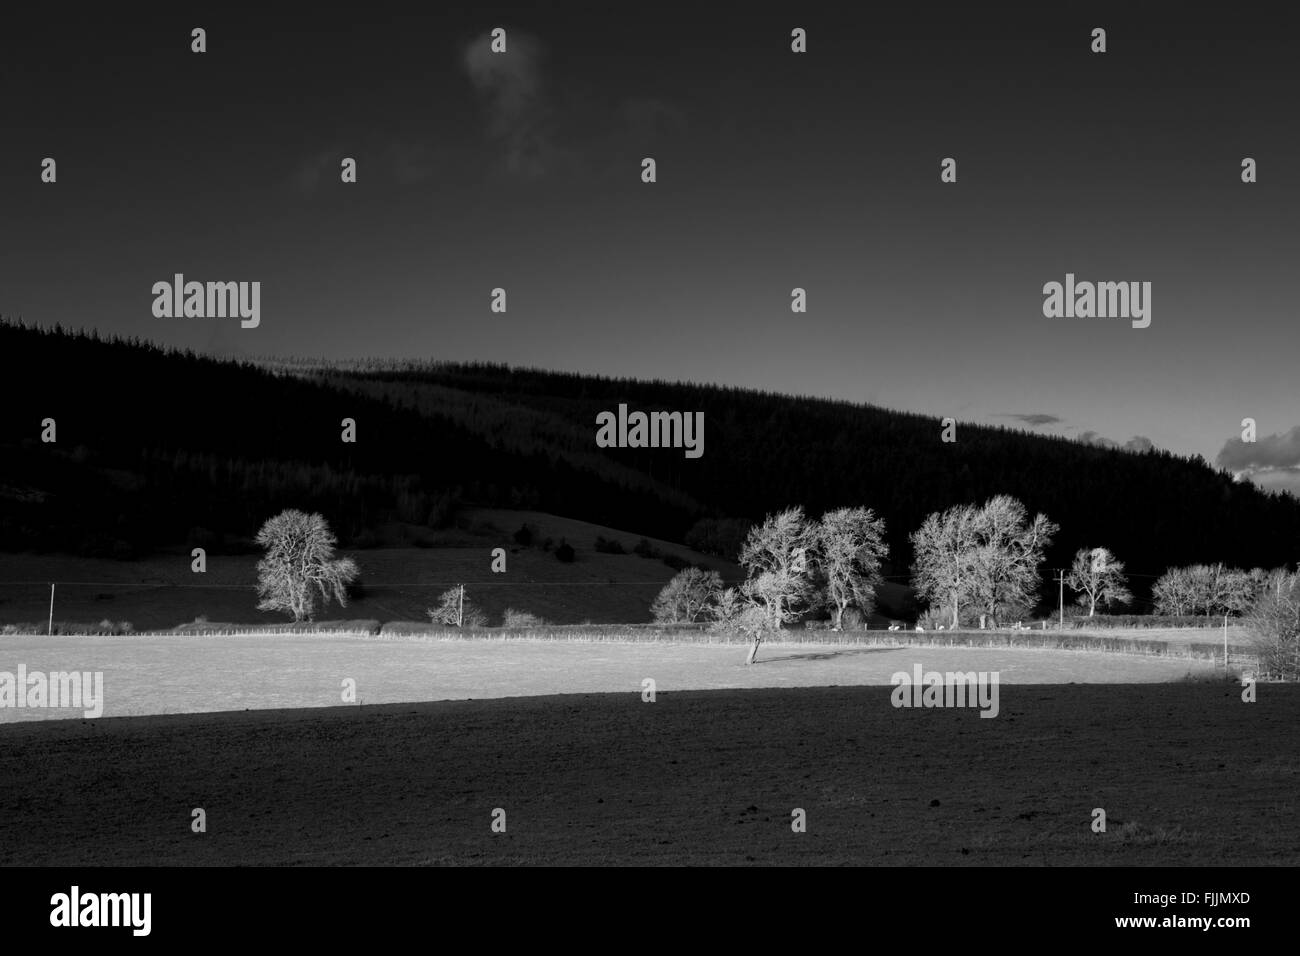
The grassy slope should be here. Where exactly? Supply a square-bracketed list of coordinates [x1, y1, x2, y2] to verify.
[0, 509, 743, 629]
[1, 682, 1294, 865]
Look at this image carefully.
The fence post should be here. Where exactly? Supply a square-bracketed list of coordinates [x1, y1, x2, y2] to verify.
[48, 582, 55, 636]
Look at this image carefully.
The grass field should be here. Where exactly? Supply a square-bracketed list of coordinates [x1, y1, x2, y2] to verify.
[0, 682, 1294, 865]
[0, 633, 1229, 722]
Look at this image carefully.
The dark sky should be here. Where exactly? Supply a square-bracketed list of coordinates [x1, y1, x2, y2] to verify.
[2, 3, 1298, 492]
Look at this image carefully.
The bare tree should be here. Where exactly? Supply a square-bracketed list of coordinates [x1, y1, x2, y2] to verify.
[1215, 567, 1258, 618]
[712, 569, 810, 665]
[729, 507, 816, 663]
[812, 506, 888, 630]
[718, 589, 777, 665]
[1065, 546, 1132, 616]
[738, 506, 815, 628]
[255, 509, 359, 622]
[1153, 566, 1197, 615]
[1247, 571, 1300, 680]
[967, 496, 1057, 628]
[651, 567, 723, 623]
[910, 503, 982, 628]
[428, 585, 487, 627]
[709, 586, 743, 625]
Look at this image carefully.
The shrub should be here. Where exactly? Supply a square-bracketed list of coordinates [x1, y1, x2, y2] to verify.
[502, 608, 548, 628]
[555, 540, 576, 563]
[513, 523, 535, 547]
[1063, 614, 1219, 629]
[661, 553, 689, 572]
[594, 535, 626, 554]
[633, 538, 661, 559]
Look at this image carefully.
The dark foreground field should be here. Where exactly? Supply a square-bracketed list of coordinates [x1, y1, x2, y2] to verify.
[1, 683, 1296, 866]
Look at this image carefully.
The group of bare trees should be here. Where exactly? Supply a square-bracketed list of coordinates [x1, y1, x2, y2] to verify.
[1151, 564, 1282, 618]
[655, 495, 1149, 659]
[653, 496, 1091, 661]
[651, 505, 888, 663]
[252, 505, 1298, 679]
[909, 495, 1057, 629]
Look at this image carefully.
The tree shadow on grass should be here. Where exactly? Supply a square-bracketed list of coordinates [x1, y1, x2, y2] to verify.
[756, 647, 901, 664]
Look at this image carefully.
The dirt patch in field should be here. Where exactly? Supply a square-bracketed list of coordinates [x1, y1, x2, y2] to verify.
[0, 683, 1294, 865]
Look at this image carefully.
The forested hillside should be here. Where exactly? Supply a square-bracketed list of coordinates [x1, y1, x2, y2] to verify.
[299, 357, 1300, 581]
[3, 323, 1297, 599]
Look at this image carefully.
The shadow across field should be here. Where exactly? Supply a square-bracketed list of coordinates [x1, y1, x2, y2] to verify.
[756, 647, 900, 664]
[0, 682, 1295, 866]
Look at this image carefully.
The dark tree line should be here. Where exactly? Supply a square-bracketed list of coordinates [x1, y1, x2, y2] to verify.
[0, 324, 688, 554]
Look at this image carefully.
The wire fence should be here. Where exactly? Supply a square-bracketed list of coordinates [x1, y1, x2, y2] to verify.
[0, 578, 1264, 668]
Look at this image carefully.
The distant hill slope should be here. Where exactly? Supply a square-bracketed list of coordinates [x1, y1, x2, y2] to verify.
[2, 323, 1297, 609]
[295, 356, 1300, 585]
[0, 509, 743, 628]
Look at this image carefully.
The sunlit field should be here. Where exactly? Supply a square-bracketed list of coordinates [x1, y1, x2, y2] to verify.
[0, 631, 1230, 722]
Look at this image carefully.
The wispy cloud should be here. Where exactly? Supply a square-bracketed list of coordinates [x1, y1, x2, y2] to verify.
[462, 29, 565, 179]
[1000, 412, 1063, 427]
[290, 138, 439, 194]
[459, 30, 688, 182]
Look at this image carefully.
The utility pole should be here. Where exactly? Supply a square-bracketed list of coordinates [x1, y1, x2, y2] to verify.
[48, 583, 55, 636]
[1224, 613, 1229, 668]
[459, 584, 464, 627]
[1055, 570, 1065, 629]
